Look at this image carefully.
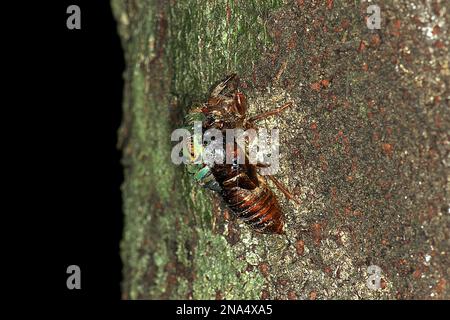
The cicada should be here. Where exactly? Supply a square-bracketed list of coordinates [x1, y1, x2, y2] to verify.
[183, 74, 299, 234]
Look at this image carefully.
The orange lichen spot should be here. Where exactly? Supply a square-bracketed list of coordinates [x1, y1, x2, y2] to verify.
[344, 206, 352, 216]
[398, 258, 407, 265]
[261, 289, 270, 300]
[327, 0, 333, 10]
[435, 278, 447, 295]
[432, 25, 440, 35]
[358, 40, 366, 52]
[341, 19, 350, 29]
[391, 19, 401, 37]
[258, 263, 270, 278]
[287, 290, 298, 300]
[319, 155, 328, 172]
[310, 82, 321, 91]
[434, 40, 444, 48]
[331, 187, 337, 201]
[370, 34, 381, 47]
[412, 268, 422, 279]
[382, 143, 393, 156]
[296, 239, 305, 256]
[312, 223, 323, 245]
[353, 210, 362, 217]
[226, 3, 231, 25]
[287, 35, 297, 50]
[215, 290, 224, 300]
[321, 79, 330, 88]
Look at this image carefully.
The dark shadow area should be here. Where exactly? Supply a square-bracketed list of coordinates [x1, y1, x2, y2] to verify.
[33, 1, 125, 299]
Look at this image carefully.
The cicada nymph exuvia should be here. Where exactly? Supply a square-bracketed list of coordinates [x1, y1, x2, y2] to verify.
[183, 74, 300, 234]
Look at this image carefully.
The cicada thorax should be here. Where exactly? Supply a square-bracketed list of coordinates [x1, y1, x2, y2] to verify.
[183, 106, 221, 192]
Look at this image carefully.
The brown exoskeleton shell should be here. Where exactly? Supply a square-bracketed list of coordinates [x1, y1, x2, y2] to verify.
[187, 74, 299, 234]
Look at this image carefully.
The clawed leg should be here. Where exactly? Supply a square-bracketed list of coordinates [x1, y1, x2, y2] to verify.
[247, 102, 294, 124]
[211, 73, 237, 98]
[267, 175, 302, 206]
[256, 162, 301, 205]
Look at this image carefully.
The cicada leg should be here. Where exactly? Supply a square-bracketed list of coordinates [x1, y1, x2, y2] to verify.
[247, 102, 294, 124]
[266, 175, 302, 206]
[210, 73, 238, 98]
[257, 162, 301, 206]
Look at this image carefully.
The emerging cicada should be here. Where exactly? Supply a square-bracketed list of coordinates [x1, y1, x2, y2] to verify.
[183, 74, 299, 234]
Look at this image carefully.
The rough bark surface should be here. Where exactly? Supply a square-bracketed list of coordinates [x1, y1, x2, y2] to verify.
[112, 0, 449, 299]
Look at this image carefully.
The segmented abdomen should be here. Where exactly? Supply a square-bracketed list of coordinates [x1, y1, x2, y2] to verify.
[211, 159, 284, 234]
[223, 182, 283, 234]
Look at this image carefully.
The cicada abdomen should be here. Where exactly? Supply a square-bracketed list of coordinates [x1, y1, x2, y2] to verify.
[211, 147, 284, 234]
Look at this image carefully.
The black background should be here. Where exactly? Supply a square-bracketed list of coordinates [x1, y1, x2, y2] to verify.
[19, 0, 124, 299]
[53, 0, 124, 299]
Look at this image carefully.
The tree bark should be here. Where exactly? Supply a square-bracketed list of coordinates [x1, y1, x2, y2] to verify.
[112, 0, 449, 299]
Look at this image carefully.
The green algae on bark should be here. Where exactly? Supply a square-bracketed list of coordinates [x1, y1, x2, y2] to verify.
[112, 0, 282, 299]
